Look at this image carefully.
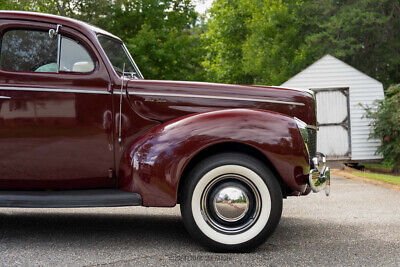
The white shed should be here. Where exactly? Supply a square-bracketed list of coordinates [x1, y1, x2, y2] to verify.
[281, 54, 384, 161]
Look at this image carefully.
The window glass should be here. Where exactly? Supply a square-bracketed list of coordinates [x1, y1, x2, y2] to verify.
[0, 29, 57, 72]
[59, 37, 94, 73]
[0, 29, 94, 73]
[97, 35, 136, 74]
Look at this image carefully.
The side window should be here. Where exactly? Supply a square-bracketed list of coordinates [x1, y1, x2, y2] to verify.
[59, 37, 94, 73]
[0, 29, 57, 72]
[0, 28, 95, 73]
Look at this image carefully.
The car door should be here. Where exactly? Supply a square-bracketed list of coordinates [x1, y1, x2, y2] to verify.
[0, 20, 115, 189]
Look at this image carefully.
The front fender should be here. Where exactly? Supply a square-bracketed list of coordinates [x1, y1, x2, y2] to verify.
[119, 109, 309, 206]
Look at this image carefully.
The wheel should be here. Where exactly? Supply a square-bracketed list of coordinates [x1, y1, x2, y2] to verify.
[180, 152, 282, 252]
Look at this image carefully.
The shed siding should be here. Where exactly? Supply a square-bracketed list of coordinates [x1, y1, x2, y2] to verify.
[281, 55, 384, 160]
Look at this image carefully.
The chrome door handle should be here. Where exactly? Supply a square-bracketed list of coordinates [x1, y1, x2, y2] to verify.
[0, 96, 11, 99]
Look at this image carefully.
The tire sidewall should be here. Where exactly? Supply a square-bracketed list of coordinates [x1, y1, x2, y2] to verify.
[181, 152, 283, 252]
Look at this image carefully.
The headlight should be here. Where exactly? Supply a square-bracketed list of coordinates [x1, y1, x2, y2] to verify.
[294, 117, 309, 153]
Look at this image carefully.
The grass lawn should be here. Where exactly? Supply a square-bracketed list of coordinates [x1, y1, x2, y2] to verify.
[363, 162, 394, 173]
[351, 171, 400, 186]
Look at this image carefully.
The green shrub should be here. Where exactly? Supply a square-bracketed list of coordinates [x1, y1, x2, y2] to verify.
[364, 84, 400, 173]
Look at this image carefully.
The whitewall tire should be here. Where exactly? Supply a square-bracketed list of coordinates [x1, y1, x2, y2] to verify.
[180, 152, 282, 252]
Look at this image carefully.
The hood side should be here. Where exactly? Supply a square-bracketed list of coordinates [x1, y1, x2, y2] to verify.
[125, 80, 316, 126]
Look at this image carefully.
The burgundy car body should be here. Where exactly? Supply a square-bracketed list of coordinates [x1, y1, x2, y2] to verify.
[0, 11, 317, 206]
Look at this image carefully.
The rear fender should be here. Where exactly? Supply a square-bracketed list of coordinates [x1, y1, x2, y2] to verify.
[118, 109, 309, 206]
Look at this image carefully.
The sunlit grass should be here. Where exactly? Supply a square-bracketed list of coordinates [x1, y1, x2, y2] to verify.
[351, 172, 400, 186]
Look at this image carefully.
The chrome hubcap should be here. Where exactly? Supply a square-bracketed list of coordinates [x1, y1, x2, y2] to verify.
[201, 174, 261, 234]
[213, 186, 249, 222]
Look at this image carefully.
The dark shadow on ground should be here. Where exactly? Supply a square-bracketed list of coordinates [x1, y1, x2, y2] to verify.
[0, 210, 398, 266]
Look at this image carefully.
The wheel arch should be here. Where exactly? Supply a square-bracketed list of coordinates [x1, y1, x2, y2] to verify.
[177, 142, 289, 204]
[118, 108, 309, 207]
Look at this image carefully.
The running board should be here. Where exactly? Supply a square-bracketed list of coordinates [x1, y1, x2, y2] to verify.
[0, 189, 142, 208]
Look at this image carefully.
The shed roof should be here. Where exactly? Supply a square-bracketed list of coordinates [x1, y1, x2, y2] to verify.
[282, 54, 382, 89]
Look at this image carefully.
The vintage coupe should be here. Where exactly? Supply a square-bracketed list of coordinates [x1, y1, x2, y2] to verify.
[0, 11, 330, 251]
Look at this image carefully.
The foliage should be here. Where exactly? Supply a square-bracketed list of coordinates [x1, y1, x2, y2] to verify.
[364, 84, 400, 173]
[202, 0, 308, 85]
[203, 0, 400, 87]
[301, 0, 400, 89]
[0, 0, 205, 81]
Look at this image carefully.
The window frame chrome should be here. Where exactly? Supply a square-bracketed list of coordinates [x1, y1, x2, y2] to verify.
[96, 33, 144, 79]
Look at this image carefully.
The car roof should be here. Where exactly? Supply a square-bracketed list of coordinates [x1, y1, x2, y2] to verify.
[0, 10, 121, 41]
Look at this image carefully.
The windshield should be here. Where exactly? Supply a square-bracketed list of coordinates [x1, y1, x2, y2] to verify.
[97, 34, 142, 78]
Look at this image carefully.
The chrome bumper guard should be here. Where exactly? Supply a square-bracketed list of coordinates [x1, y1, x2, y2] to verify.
[309, 152, 330, 196]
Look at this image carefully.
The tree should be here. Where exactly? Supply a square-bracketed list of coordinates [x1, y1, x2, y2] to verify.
[123, 1, 206, 80]
[0, 0, 205, 81]
[202, 0, 307, 85]
[241, 0, 310, 85]
[364, 84, 400, 173]
[203, 0, 400, 87]
[301, 0, 400, 89]
[202, 0, 253, 84]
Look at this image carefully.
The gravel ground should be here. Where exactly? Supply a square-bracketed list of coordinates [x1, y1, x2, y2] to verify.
[0, 175, 399, 266]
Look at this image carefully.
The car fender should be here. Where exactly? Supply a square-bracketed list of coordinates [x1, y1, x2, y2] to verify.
[118, 108, 309, 207]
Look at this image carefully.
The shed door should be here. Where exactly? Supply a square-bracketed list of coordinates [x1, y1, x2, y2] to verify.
[312, 87, 351, 159]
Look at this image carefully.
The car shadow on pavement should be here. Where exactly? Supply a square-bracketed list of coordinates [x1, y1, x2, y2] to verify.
[0, 209, 377, 250]
[0, 209, 398, 266]
[0, 209, 199, 249]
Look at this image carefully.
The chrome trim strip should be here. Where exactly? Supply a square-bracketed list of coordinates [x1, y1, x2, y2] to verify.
[0, 86, 306, 106]
[0, 86, 110, 95]
[128, 91, 305, 106]
[264, 85, 315, 96]
[122, 42, 144, 79]
[56, 27, 62, 73]
[0, 96, 11, 99]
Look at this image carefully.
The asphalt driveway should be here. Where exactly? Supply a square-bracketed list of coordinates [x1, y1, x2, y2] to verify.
[0, 175, 399, 266]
